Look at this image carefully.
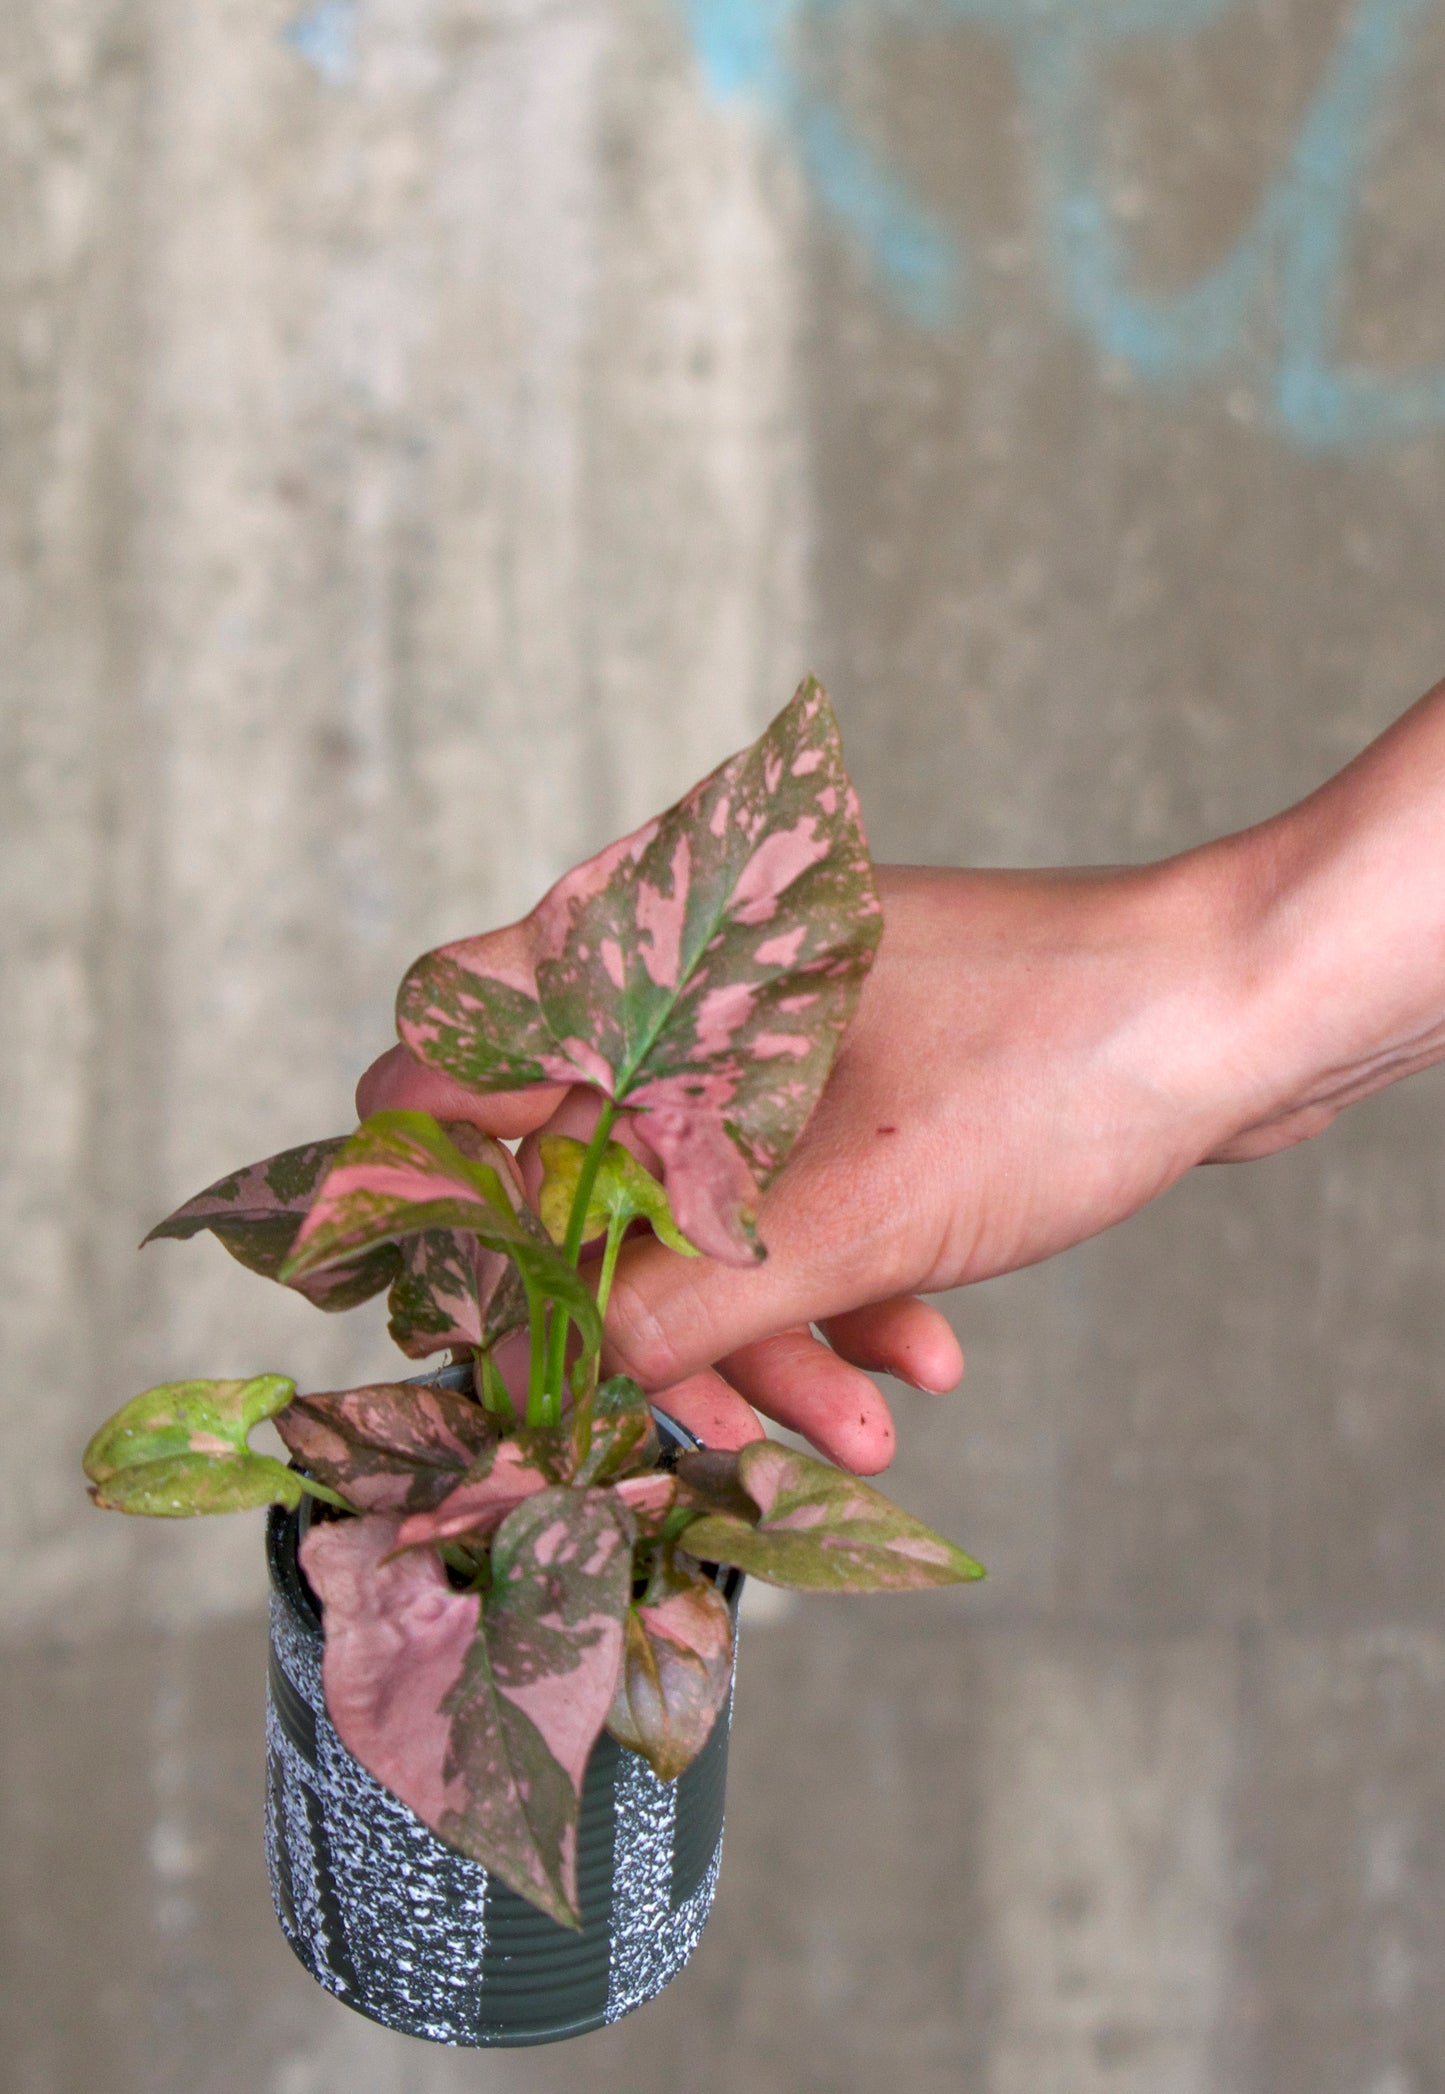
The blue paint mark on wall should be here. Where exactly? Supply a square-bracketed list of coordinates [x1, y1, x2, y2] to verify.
[283, 0, 358, 87]
[683, 0, 1445, 449]
[682, 0, 960, 323]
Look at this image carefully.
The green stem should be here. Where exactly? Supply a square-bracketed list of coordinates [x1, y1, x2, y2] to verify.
[563, 1101, 620, 1263]
[479, 1349, 516, 1428]
[524, 1277, 548, 1430]
[541, 1099, 619, 1410]
[295, 1475, 352, 1514]
[595, 1211, 627, 1321]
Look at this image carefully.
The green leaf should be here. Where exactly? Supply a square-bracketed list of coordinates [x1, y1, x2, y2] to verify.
[280, 1111, 603, 1389]
[398, 679, 882, 1263]
[83, 1375, 301, 1517]
[680, 1441, 986, 1592]
[537, 1137, 698, 1255]
[91, 1453, 304, 1516]
[607, 1561, 734, 1780]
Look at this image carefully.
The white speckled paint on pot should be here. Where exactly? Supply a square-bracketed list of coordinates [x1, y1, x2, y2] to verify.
[263, 1505, 735, 2046]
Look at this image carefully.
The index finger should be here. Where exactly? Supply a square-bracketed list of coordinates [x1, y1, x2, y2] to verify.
[355, 1044, 568, 1141]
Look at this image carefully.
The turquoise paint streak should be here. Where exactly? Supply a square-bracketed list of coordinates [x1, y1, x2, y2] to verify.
[283, 0, 358, 86]
[684, 0, 1445, 449]
[682, 0, 962, 323]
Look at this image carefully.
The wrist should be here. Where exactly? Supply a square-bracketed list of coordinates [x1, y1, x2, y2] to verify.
[1186, 683, 1445, 1159]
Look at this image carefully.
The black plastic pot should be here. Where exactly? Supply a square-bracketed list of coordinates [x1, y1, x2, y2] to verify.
[263, 1398, 740, 2046]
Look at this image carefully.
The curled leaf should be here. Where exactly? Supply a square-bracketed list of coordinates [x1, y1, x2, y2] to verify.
[398, 679, 882, 1263]
[84, 1375, 302, 1517]
[537, 1137, 697, 1255]
[680, 1441, 986, 1592]
[673, 1447, 760, 1525]
[607, 1564, 734, 1780]
[275, 1381, 496, 1514]
[613, 1470, 677, 1535]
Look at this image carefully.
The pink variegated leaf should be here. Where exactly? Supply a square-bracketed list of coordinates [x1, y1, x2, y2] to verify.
[386, 1231, 508, 1358]
[390, 1439, 554, 1551]
[301, 1513, 482, 1835]
[680, 1441, 986, 1592]
[144, 1138, 400, 1310]
[143, 1125, 522, 1360]
[274, 1382, 496, 1514]
[304, 1492, 634, 1926]
[281, 1112, 601, 1383]
[614, 1470, 677, 1536]
[398, 679, 882, 1261]
[384, 1122, 534, 1357]
[606, 1562, 734, 1780]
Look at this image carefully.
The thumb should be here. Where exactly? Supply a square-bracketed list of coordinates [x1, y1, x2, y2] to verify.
[602, 1227, 830, 1390]
[355, 1044, 568, 1142]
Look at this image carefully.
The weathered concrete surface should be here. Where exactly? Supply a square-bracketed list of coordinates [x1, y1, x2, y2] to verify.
[6, 0, 1445, 2088]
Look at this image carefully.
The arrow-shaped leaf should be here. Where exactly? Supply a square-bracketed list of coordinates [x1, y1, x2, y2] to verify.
[144, 1124, 527, 1362]
[398, 679, 882, 1262]
[84, 1375, 303, 1516]
[274, 1381, 497, 1513]
[607, 1561, 734, 1780]
[144, 1138, 399, 1309]
[304, 1489, 633, 1926]
[681, 1441, 987, 1592]
[281, 1111, 602, 1386]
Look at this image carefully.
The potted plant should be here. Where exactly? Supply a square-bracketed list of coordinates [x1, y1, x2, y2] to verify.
[82, 679, 985, 2047]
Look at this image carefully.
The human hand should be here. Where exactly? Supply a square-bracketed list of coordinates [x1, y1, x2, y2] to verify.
[359, 853, 1243, 1470]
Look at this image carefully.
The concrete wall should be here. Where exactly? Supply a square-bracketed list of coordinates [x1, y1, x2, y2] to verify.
[5, 1, 1445, 2087]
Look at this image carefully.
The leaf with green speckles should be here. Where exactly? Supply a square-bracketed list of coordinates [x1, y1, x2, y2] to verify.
[275, 1381, 498, 1514]
[680, 1441, 986, 1592]
[280, 1111, 602, 1389]
[304, 1488, 634, 1926]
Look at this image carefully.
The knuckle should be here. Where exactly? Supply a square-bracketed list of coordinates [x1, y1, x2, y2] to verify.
[603, 1276, 685, 1390]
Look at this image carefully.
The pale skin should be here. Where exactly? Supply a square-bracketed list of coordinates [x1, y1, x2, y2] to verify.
[359, 678, 1445, 1474]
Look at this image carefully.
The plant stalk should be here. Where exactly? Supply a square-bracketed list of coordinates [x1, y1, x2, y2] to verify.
[295, 1475, 353, 1513]
[541, 1099, 619, 1409]
[594, 1211, 627, 1321]
[523, 1276, 548, 1429]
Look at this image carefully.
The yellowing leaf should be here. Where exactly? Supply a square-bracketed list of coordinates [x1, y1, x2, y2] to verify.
[537, 1136, 698, 1256]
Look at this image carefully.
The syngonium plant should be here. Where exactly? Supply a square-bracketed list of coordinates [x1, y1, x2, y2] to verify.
[83, 680, 984, 1927]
